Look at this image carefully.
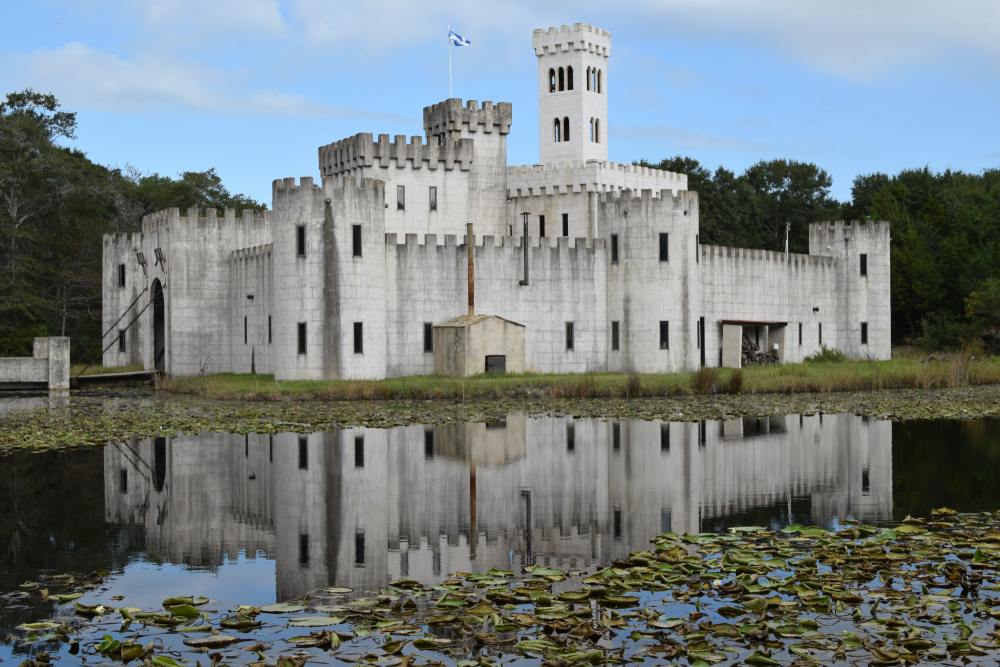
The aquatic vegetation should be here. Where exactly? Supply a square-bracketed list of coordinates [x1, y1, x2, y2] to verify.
[10, 510, 1000, 666]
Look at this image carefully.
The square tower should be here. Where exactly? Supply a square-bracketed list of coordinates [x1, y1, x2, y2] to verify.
[534, 23, 610, 164]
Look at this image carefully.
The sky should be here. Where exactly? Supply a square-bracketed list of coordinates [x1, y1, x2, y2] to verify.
[3, 0, 999, 204]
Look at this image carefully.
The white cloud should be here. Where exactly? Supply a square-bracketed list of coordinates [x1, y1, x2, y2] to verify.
[136, 0, 289, 39]
[0, 42, 417, 121]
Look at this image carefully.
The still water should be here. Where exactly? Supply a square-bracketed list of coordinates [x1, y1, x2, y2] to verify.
[2, 413, 1000, 658]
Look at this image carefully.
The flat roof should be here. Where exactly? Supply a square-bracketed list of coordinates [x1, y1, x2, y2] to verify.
[720, 320, 788, 326]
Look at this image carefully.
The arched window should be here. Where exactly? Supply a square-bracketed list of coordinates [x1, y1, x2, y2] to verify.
[586, 67, 591, 91]
[563, 117, 570, 142]
[595, 118, 600, 143]
[590, 118, 594, 142]
[598, 70, 602, 94]
[553, 118, 560, 142]
[567, 66, 573, 90]
[558, 67, 564, 91]
[549, 69, 556, 93]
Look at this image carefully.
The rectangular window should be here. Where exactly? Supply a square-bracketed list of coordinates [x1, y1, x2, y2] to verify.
[696, 234, 699, 263]
[354, 436, 364, 468]
[297, 322, 307, 355]
[696, 320, 700, 349]
[424, 429, 434, 459]
[118, 263, 126, 287]
[566, 424, 575, 452]
[539, 214, 545, 238]
[423, 322, 433, 353]
[613, 422, 621, 451]
[353, 322, 363, 354]
[611, 234, 619, 262]
[860, 253, 868, 277]
[565, 322, 574, 351]
[244, 316, 248, 344]
[862, 468, 870, 494]
[299, 533, 310, 566]
[613, 508, 622, 540]
[120, 469, 128, 494]
[396, 185, 405, 211]
[429, 186, 437, 211]
[798, 322, 802, 346]
[296, 225, 306, 257]
[861, 322, 868, 345]
[355, 533, 365, 565]
[612, 321, 620, 351]
[268, 315, 272, 344]
[660, 424, 670, 453]
[562, 213, 569, 237]
[659, 233, 669, 262]
[118, 330, 126, 352]
[298, 436, 308, 470]
[819, 323, 823, 346]
[352, 224, 362, 257]
[659, 321, 669, 350]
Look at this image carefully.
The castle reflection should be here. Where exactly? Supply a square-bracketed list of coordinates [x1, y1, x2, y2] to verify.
[104, 414, 891, 600]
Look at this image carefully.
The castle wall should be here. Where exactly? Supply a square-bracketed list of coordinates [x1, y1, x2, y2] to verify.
[229, 244, 274, 375]
[102, 233, 148, 368]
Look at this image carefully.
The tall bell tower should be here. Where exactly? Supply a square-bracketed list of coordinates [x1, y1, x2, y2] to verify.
[534, 23, 610, 164]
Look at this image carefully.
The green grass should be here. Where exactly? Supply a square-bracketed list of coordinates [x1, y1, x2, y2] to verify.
[70, 363, 145, 376]
[162, 347, 1000, 401]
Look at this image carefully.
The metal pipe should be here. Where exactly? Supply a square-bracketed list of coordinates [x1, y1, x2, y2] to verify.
[519, 212, 529, 286]
[467, 222, 475, 316]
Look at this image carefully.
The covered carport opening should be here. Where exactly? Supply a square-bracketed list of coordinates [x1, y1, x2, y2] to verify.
[719, 320, 788, 368]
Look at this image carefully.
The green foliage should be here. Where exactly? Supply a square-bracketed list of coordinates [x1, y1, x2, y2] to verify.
[804, 345, 847, 364]
[966, 278, 1000, 355]
[916, 311, 964, 351]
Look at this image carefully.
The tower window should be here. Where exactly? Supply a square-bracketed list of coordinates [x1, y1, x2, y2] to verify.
[819, 323, 823, 346]
[595, 118, 600, 143]
[539, 215, 545, 238]
[268, 315, 272, 344]
[611, 234, 619, 262]
[429, 186, 437, 211]
[566, 322, 574, 351]
[354, 435, 364, 468]
[298, 436, 308, 469]
[861, 322, 868, 345]
[297, 322, 307, 355]
[562, 213, 569, 237]
[586, 67, 591, 91]
[660, 424, 670, 453]
[296, 225, 306, 257]
[659, 321, 669, 350]
[590, 118, 594, 142]
[549, 68, 556, 93]
[553, 118, 560, 143]
[118, 263, 126, 287]
[860, 253, 868, 276]
[354, 322, 363, 354]
[659, 233, 669, 262]
[612, 321, 620, 351]
[558, 67, 564, 91]
[396, 185, 405, 211]
[598, 69, 602, 93]
[563, 117, 570, 142]
[567, 66, 573, 90]
[244, 316, 248, 344]
[798, 322, 802, 346]
[118, 329, 126, 352]
[423, 322, 433, 353]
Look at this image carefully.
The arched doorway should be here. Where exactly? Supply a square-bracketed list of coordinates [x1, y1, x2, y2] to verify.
[152, 279, 165, 373]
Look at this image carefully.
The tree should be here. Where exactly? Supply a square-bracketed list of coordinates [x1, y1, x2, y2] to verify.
[742, 159, 837, 253]
[966, 278, 1000, 354]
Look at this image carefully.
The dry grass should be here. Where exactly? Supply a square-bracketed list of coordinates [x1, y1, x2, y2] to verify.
[160, 349, 1000, 402]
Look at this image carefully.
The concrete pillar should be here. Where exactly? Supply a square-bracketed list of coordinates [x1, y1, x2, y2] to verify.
[770, 326, 786, 364]
[33, 337, 71, 390]
[721, 324, 742, 369]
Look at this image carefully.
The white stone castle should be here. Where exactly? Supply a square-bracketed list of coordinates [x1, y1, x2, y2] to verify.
[102, 23, 890, 379]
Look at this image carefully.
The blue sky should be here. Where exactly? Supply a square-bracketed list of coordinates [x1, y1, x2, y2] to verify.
[3, 0, 998, 204]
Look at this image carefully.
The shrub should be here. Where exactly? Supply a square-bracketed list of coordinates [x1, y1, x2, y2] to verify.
[804, 345, 847, 363]
[691, 366, 718, 394]
[722, 369, 744, 395]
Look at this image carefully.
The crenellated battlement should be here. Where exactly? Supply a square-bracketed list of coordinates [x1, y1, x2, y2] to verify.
[423, 98, 513, 137]
[532, 23, 611, 57]
[383, 232, 606, 252]
[318, 133, 474, 178]
[231, 243, 272, 261]
[140, 206, 271, 235]
[599, 187, 697, 207]
[508, 161, 688, 197]
[701, 244, 834, 268]
[809, 220, 890, 237]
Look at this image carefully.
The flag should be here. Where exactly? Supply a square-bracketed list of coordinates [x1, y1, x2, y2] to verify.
[449, 30, 470, 46]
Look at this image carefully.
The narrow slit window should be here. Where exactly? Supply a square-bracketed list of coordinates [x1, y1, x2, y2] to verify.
[861, 322, 868, 345]
[562, 213, 569, 237]
[423, 322, 433, 353]
[354, 435, 364, 468]
[660, 424, 670, 453]
[429, 186, 437, 211]
[566, 424, 575, 452]
[586, 66, 591, 91]
[244, 316, 248, 344]
[613, 422, 621, 451]
[612, 321, 620, 351]
[598, 70, 602, 93]
[611, 234, 619, 262]
[120, 469, 128, 494]
[424, 429, 434, 458]
[558, 67, 564, 91]
[539, 215, 546, 238]
[590, 118, 594, 142]
[798, 322, 802, 346]
[659, 321, 669, 350]
[563, 117, 569, 142]
[298, 436, 308, 470]
[553, 118, 560, 143]
[567, 66, 573, 90]
[297, 322, 307, 355]
[353, 322, 363, 354]
[659, 233, 669, 262]
[862, 468, 870, 494]
[299, 534, 310, 566]
[118, 263, 126, 287]
[549, 68, 556, 93]
[352, 224, 362, 257]
[355, 533, 365, 565]
[695, 234, 699, 262]
[819, 323, 823, 346]
[396, 185, 405, 211]
[594, 118, 599, 142]
[268, 315, 272, 344]
[118, 330, 126, 352]
[613, 508, 622, 540]
[566, 322, 574, 351]
[860, 253, 868, 276]
[296, 225, 306, 257]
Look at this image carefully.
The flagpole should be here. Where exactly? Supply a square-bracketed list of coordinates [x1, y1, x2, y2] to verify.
[448, 22, 453, 99]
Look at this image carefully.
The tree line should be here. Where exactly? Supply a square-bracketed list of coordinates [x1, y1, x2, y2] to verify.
[0, 90, 264, 358]
[639, 156, 1000, 352]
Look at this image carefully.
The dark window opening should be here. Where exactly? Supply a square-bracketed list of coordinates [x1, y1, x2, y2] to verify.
[268, 315, 272, 344]
[119, 468, 128, 494]
[699, 420, 707, 448]
[562, 213, 568, 237]
[563, 117, 569, 142]
[558, 67, 564, 91]
[553, 118, 560, 143]
[819, 323, 823, 346]
[586, 66, 591, 91]
[353, 322, 363, 354]
[861, 322, 868, 345]
[299, 533, 310, 566]
[298, 436, 308, 470]
[597, 69, 602, 93]
[429, 186, 437, 211]
[661, 510, 672, 534]
[352, 224, 362, 257]
[612, 321, 620, 351]
[611, 234, 619, 262]
[244, 316, 248, 344]
[659, 233, 669, 262]
[539, 215, 546, 238]
[400, 551, 409, 577]
[296, 225, 306, 257]
[424, 429, 434, 459]
[798, 322, 802, 346]
[612, 422, 621, 451]
[862, 468, 870, 494]
[567, 424, 575, 452]
[245, 434, 248, 458]
[355, 533, 365, 565]
[423, 322, 434, 353]
[549, 68, 556, 93]
[118, 330, 126, 352]
[566, 66, 573, 90]
[613, 508, 622, 540]
[486, 355, 506, 373]
[432, 550, 441, 575]
[565, 322, 574, 351]
[860, 253, 868, 277]
[695, 234, 699, 263]
[269, 435, 273, 462]
[659, 321, 669, 350]
[396, 185, 405, 211]
[354, 435, 364, 468]
[118, 263, 126, 287]
[660, 424, 670, 454]
[297, 322, 307, 355]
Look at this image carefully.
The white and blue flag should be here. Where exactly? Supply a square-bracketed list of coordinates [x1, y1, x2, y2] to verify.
[449, 30, 470, 46]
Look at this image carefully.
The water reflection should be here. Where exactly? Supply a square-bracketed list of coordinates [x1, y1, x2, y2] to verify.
[104, 414, 891, 600]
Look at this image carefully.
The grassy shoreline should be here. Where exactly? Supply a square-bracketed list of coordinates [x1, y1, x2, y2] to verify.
[162, 348, 1000, 401]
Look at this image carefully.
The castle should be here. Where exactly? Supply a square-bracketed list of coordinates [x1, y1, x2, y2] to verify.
[102, 23, 890, 379]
